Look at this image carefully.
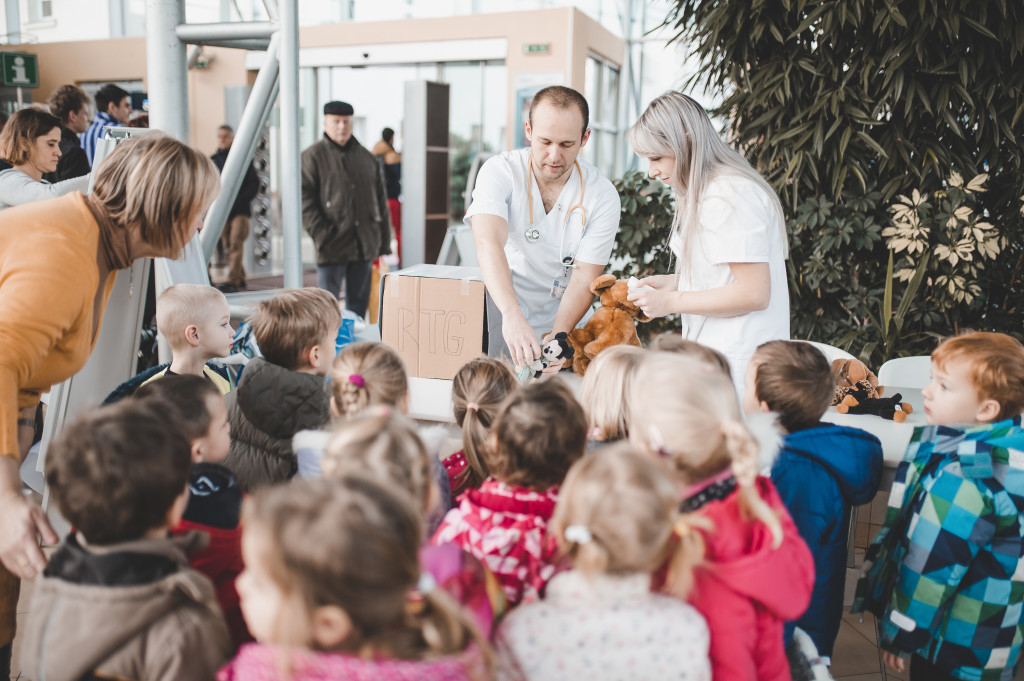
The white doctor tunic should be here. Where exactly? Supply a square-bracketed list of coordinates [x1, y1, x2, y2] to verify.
[464, 148, 620, 352]
[671, 174, 790, 393]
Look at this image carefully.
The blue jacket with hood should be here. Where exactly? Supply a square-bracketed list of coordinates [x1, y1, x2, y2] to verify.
[771, 422, 883, 657]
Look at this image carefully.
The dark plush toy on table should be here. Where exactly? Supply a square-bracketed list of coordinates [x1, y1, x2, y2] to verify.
[836, 391, 914, 423]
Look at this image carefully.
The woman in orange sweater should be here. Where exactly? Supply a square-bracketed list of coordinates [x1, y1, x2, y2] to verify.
[0, 133, 219, 671]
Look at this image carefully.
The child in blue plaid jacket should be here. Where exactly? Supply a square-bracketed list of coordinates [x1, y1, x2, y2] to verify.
[855, 332, 1024, 681]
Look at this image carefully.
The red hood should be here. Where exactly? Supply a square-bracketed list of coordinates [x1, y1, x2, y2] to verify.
[693, 477, 814, 621]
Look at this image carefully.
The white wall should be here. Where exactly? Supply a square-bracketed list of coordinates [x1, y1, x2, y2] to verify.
[18, 0, 113, 42]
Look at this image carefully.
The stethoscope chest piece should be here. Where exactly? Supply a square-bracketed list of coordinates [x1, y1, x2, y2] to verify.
[525, 227, 541, 243]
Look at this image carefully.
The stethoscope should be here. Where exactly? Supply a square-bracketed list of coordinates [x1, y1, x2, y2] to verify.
[524, 156, 588, 266]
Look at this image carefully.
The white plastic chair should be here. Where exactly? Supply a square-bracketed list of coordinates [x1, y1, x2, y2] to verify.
[802, 340, 856, 365]
[877, 355, 932, 390]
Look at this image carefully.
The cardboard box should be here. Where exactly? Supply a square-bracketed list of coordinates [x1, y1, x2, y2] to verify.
[378, 264, 487, 380]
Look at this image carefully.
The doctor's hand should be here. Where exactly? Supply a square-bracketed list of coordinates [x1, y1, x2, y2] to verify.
[627, 287, 678, 320]
[503, 313, 542, 370]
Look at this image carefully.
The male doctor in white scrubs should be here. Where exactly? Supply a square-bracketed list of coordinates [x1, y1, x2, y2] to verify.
[465, 86, 621, 369]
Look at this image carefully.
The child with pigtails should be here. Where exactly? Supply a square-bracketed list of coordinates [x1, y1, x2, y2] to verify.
[630, 352, 816, 681]
[222, 475, 491, 681]
[495, 444, 711, 681]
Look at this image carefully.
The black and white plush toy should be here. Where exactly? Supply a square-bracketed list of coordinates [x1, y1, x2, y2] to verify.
[535, 332, 575, 378]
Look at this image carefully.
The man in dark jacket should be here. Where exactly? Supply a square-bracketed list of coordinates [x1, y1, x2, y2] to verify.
[44, 84, 91, 182]
[301, 100, 391, 316]
[211, 125, 260, 291]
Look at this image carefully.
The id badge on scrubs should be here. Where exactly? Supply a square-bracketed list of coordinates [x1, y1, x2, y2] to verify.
[550, 264, 571, 300]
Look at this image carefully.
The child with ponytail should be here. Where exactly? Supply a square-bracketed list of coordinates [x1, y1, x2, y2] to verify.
[630, 352, 814, 681]
[294, 341, 452, 513]
[322, 408, 507, 636]
[222, 475, 492, 681]
[433, 379, 588, 606]
[446, 357, 518, 497]
[495, 444, 711, 681]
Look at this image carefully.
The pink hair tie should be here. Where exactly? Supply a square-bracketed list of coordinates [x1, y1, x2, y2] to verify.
[348, 374, 366, 388]
[465, 402, 480, 412]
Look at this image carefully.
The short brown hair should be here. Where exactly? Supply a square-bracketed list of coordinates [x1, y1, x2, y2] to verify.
[252, 288, 342, 370]
[649, 334, 732, 377]
[134, 374, 221, 442]
[751, 340, 834, 432]
[932, 331, 1024, 420]
[0, 106, 61, 165]
[330, 341, 408, 415]
[490, 378, 587, 491]
[529, 86, 589, 137]
[47, 84, 89, 123]
[91, 133, 220, 258]
[45, 400, 192, 544]
[156, 284, 228, 353]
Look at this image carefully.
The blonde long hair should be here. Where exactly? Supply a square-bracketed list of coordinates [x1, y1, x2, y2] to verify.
[629, 353, 783, 548]
[577, 345, 646, 442]
[628, 92, 787, 283]
[244, 476, 492, 672]
[552, 443, 703, 597]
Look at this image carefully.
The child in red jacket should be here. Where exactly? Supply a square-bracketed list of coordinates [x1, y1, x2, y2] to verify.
[631, 352, 816, 681]
[432, 379, 587, 606]
[135, 374, 250, 649]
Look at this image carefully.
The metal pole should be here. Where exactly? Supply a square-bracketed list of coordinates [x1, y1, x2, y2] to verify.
[260, 0, 279, 23]
[176, 21, 277, 41]
[200, 34, 281, 261]
[279, 0, 302, 289]
[188, 38, 272, 50]
[146, 0, 189, 141]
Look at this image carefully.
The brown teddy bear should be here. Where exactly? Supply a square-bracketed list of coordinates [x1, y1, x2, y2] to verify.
[567, 274, 651, 376]
[830, 358, 884, 406]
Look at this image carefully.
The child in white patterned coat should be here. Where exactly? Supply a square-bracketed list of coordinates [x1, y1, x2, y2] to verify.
[494, 444, 711, 681]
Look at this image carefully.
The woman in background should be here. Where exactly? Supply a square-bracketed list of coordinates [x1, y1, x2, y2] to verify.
[0, 106, 89, 210]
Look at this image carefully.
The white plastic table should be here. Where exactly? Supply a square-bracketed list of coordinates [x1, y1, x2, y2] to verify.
[822, 386, 925, 467]
[407, 371, 584, 423]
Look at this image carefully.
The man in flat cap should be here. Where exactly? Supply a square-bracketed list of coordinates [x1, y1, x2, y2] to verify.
[301, 100, 392, 316]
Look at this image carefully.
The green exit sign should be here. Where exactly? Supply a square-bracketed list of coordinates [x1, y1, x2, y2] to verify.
[1, 52, 39, 88]
[523, 43, 551, 55]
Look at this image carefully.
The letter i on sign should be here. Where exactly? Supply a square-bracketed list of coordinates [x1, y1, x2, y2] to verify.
[11, 57, 29, 84]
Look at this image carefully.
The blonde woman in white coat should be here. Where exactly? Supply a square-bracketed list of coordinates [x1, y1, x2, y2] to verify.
[626, 92, 789, 394]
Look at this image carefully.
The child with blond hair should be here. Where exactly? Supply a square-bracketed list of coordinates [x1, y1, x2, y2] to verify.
[577, 345, 645, 445]
[223, 475, 491, 681]
[855, 332, 1024, 681]
[433, 379, 587, 605]
[322, 407, 507, 636]
[649, 333, 732, 377]
[495, 444, 711, 680]
[222, 287, 340, 491]
[630, 352, 814, 681]
[445, 356, 518, 497]
[143, 283, 235, 393]
[744, 340, 882, 663]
